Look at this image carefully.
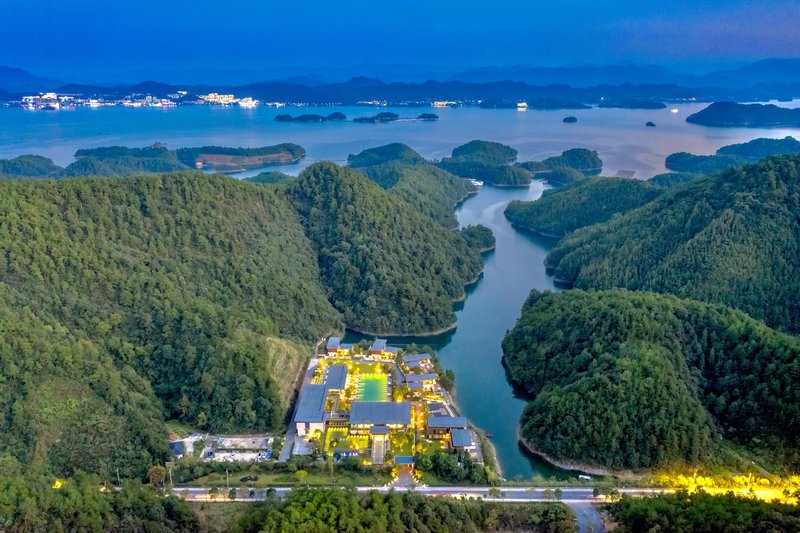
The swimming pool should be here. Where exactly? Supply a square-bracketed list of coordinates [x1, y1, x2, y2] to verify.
[356, 374, 387, 402]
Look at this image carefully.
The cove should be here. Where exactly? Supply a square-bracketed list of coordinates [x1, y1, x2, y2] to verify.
[346, 181, 570, 480]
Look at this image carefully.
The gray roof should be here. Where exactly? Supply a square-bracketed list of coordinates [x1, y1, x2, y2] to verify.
[427, 416, 467, 429]
[402, 353, 431, 363]
[450, 428, 473, 448]
[405, 373, 437, 382]
[408, 381, 424, 390]
[386, 346, 399, 354]
[294, 384, 328, 423]
[340, 343, 354, 350]
[370, 426, 390, 435]
[326, 337, 341, 350]
[350, 402, 411, 426]
[370, 339, 387, 352]
[323, 364, 348, 390]
[405, 361, 422, 370]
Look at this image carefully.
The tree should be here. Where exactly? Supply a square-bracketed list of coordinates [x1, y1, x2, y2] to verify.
[148, 465, 166, 487]
[487, 487, 502, 499]
[294, 470, 308, 484]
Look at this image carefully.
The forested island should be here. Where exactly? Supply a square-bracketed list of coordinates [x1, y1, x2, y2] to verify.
[0, 143, 306, 178]
[505, 177, 661, 238]
[545, 154, 800, 334]
[686, 101, 800, 127]
[438, 140, 532, 186]
[275, 112, 347, 122]
[665, 135, 800, 174]
[503, 289, 800, 472]
[353, 111, 400, 123]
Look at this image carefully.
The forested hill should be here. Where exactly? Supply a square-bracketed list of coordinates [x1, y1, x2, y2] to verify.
[0, 172, 341, 478]
[348, 144, 476, 228]
[504, 177, 661, 238]
[287, 162, 483, 334]
[503, 289, 800, 471]
[545, 155, 800, 333]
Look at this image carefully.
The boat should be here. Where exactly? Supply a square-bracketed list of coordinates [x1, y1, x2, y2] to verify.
[485, 434, 493, 439]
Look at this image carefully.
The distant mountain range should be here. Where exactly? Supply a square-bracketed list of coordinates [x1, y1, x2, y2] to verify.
[2, 58, 799, 105]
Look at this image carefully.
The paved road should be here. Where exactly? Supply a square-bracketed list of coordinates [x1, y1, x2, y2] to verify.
[174, 485, 670, 532]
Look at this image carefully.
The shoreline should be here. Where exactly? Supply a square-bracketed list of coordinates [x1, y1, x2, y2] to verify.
[518, 436, 643, 480]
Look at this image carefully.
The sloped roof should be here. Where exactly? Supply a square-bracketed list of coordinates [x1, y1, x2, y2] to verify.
[402, 353, 432, 363]
[350, 402, 410, 425]
[427, 416, 467, 429]
[323, 364, 348, 390]
[450, 428, 473, 448]
[326, 337, 341, 350]
[294, 384, 328, 423]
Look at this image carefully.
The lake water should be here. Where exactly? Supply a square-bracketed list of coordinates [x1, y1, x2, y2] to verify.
[3, 103, 798, 480]
[2, 102, 799, 177]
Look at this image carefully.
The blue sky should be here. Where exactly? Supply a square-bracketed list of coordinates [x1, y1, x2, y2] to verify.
[3, 0, 799, 80]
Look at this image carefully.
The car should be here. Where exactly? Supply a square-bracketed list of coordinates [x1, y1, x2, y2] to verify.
[239, 475, 259, 482]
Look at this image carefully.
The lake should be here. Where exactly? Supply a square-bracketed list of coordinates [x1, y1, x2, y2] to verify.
[3, 103, 798, 480]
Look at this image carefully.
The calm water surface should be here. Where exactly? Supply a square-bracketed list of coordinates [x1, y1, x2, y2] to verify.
[3, 104, 799, 479]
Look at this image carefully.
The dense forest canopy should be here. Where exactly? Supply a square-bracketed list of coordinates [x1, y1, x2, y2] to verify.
[237, 488, 576, 533]
[0, 154, 62, 178]
[611, 491, 800, 533]
[347, 143, 426, 168]
[546, 155, 800, 334]
[666, 136, 800, 174]
[450, 140, 518, 165]
[505, 177, 661, 238]
[348, 144, 476, 227]
[503, 289, 800, 470]
[686, 101, 800, 127]
[438, 140, 531, 186]
[243, 170, 296, 186]
[647, 171, 702, 187]
[461, 224, 496, 252]
[286, 162, 483, 334]
[0, 172, 343, 477]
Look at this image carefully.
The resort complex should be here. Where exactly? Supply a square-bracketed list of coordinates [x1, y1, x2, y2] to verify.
[288, 337, 482, 468]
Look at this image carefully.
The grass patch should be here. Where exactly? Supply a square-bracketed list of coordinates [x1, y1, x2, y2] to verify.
[186, 466, 390, 488]
[191, 501, 253, 533]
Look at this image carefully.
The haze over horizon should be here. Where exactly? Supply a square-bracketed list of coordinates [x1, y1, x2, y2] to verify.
[3, 0, 800, 84]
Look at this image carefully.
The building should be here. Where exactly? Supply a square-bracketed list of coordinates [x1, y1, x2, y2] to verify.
[325, 337, 353, 357]
[369, 339, 387, 356]
[405, 373, 438, 392]
[427, 416, 467, 439]
[349, 401, 411, 435]
[322, 364, 349, 394]
[293, 384, 329, 437]
[450, 428, 476, 452]
[402, 353, 432, 372]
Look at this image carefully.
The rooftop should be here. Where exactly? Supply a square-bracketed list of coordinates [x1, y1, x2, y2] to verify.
[326, 337, 341, 350]
[428, 416, 468, 429]
[370, 339, 387, 352]
[294, 384, 329, 423]
[450, 428, 473, 448]
[323, 364, 348, 390]
[402, 353, 432, 363]
[370, 426, 391, 435]
[350, 401, 411, 426]
[405, 373, 438, 382]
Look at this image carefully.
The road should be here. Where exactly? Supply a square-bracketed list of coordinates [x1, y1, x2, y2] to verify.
[173, 485, 670, 532]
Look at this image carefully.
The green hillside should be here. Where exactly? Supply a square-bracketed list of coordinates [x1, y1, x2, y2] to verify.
[546, 155, 800, 333]
[438, 140, 531, 186]
[505, 177, 661, 238]
[503, 289, 800, 471]
[665, 136, 800, 174]
[0, 172, 341, 477]
[287, 162, 483, 334]
[348, 144, 476, 227]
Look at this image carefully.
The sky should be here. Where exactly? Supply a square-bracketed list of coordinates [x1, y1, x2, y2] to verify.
[2, 0, 800, 82]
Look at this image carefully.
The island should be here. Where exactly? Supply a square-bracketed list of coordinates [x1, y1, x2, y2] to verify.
[686, 101, 800, 127]
[275, 112, 347, 122]
[645, 121, 656, 127]
[665, 135, 800, 174]
[562, 116, 578, 123]
[437, 140, 533, 187]
[175, 144, 306, 172]
[417, 112, 439, 121]
[353, 111, 400, 123]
